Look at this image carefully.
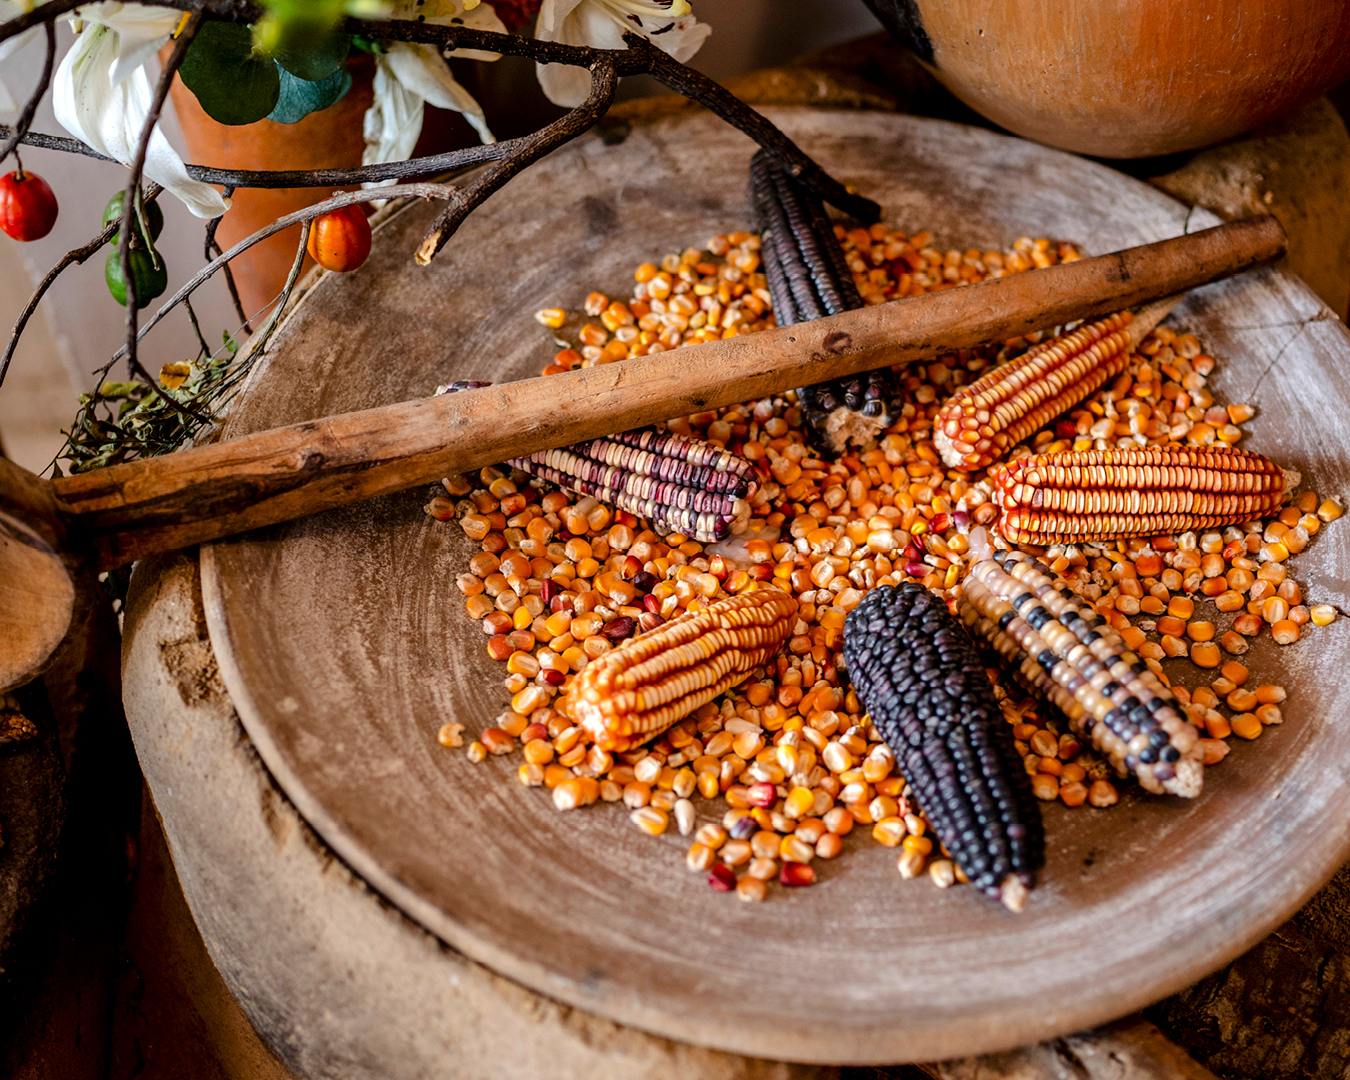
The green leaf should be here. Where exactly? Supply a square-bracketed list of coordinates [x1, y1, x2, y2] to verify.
[274, 32, 353, 82]
[267, 65, 352, 124]
[180, 22, 281, 127]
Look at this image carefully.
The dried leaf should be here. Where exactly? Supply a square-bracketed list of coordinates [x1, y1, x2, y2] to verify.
[160, 361, 192, 390]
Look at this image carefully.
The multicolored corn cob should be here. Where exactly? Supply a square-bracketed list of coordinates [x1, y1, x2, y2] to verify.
[957, 531, 1203, 797]
[750, 151, 898, 454]
[934, 298, 1181, 471]
[991, 445, 1287, 545]
[510, 429, 756, 544]
[564, 587, 798, 752]
[434, 382, 757, 543]
[935, 312, 1136, 470]
[844, 583, 1044, 911]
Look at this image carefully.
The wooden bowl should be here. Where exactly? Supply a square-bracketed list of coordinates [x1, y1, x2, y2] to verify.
[200, 109, 1350, 1063]
[862, 0, 1350, 158]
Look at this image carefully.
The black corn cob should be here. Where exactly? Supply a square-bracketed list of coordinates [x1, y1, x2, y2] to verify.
[749, 150, 898, 455]
[843, 583, 1044, 911]
[434, 382, 757, 543]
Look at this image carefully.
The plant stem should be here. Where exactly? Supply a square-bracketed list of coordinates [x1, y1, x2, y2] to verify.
[117, 10, 205, 421]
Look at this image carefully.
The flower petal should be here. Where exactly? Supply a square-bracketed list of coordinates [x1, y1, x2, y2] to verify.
[363, 54, 426, 169]
[437, 1, 508, 62]
[538, 0, 587, 34]
[53, 25, 228, 218]
[80, 2, 181, 85]
[535, 0, 709, 107]
[384, 41, 495, 142]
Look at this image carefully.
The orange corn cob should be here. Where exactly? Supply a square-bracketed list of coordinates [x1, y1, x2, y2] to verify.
[935, 312, 1138, 471]
[991, 446, 1286, 545]
[564, 588, 798, 752]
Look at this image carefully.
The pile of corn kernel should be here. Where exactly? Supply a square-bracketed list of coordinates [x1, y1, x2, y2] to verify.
[426, 222, 1342, 902]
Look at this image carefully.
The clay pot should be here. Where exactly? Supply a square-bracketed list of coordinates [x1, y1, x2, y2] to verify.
[863, 0, 1350, 158]
[166, 55, 378, 316]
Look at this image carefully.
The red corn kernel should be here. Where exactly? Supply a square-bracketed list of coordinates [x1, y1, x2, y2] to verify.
[746, 782, 777, 808]
[708, 864, 736, 891]
[780, 863, 817, 887]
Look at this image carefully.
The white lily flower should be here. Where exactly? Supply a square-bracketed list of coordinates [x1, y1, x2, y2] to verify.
[0, 1, 41, 112]
[363, 0, 504, 173]
[68, 2, 183, 86]
[535, 0, 710, 108]
[52, 23, 228, 218]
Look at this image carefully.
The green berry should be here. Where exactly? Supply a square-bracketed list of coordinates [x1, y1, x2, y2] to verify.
[105, 245, 168, 309]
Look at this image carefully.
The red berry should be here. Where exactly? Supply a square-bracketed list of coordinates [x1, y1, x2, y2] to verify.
[306, 204, 371, 273]
[0, 170, 58, 242]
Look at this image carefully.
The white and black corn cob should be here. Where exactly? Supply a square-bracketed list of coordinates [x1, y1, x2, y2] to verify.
[750, 151, 898, 454]
[510, 429, 756, 543]
[958, 530, 1203, 797]
[844, 582, 1044, 911]
[435, 382, 756, 542]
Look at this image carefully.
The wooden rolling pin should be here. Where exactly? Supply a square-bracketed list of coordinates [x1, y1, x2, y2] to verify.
[0, 215, 1285, 691]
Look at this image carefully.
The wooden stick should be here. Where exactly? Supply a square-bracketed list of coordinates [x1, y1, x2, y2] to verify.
[48, 215, 1285, 571]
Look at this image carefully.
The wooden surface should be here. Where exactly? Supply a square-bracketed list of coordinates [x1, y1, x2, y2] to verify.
[198, 108, 1350, 1064]
[124, 551, 822, 1080]
[43, 217, 1281, 574]
[862, 0, 1350, 158]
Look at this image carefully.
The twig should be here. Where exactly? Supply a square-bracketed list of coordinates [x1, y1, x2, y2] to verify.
[0, 123, 525, 187]
[629, 36, 880, 224]
[417, 60, 618, 264]
[109, 183, 453, 364]
[0, 19, 55, 166]
[203, 185, 250, 329]
[183, 296, 212, 358]
[0, 185, 163, 388]
[0, 8, 879, 221]
[238, 222, 310, 364]
[0, 0, 81, 49]
[117, 11, 204, 420]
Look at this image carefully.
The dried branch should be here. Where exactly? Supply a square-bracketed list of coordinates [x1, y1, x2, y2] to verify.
[417, 59, 619, 264]
[0, 185, 164, 388]
[202, 185, 250, 329]
[627, 36, 879, 223]
[0, 19, 55, 166]
[0, 0, 81, 49]
[110, 183, 453, 364]
[0, 5, 879, 221]
[239, 221, 310, 363]
[116, 10, 203, 422]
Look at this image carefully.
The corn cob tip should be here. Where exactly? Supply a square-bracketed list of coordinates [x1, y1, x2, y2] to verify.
[1000, 875, 1029, 913]
[1126, 295, 1182, 348]
[934, 311, 1138, 471]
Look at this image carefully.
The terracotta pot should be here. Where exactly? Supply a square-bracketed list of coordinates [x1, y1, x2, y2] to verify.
[166, 54, 376, 317]
[167, 50, 483, 317]
[863, 0, 1350, 158]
